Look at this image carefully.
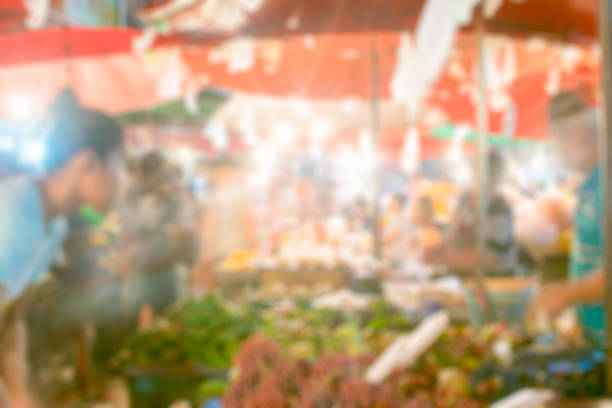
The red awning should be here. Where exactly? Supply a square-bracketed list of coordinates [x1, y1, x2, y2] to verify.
[0, 27, 187, 67]
[180, 32, 599, 140]
[141, 0, 597, 42]
[0, 0, 25, 32]
[1, 0, 597, 41]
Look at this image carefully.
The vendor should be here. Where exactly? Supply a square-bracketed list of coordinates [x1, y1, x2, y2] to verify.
[423, 150, 531, 276]
[122, 152, 197, 325]
[528, 90, 605, 346]
[408, 195, 442, 254]
[0, 91, 124, 407]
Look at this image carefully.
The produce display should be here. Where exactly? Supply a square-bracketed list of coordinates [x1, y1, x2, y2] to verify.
[471, 347, 606, 400]
[111, 294, 261, 370]
[259, 299, 416, 360]
[108, 292, 607, 407]
[110, 295, 413, 371]
[223, 336, 484, 408]
[223, 322, 534, 407]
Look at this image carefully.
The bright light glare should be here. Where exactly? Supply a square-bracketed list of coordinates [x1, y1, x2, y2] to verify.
[239, 113, 258, 146]
[310, 119, 331, 143]
[400, 127, 420, 174]
[531, 154, 548, 174]
[205, 121, 229, 151]
[340, 99, 359, 114]
[254, 145, 276, 166]
[292, 99, 312, 118]
[5, 94, 31, 120]
[19, 139, 45, 166]
[0, 137, 15, 152]
[273, 122, 295, 146]
[447, 126, 469, 162]
[453, 164, 473, 187]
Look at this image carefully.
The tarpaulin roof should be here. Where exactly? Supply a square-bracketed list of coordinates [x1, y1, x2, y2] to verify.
[0, 0, 26, 32]
[179, 32, 599, 141]
[0, 1, 599, 134]
[0, 26, 191, 67]
[0, 0, 598, 41]
[0, 45, 211, 117]
[0, 27, 144, 67]
[139, 0, 598, 42]
[0, 27, 207, 116]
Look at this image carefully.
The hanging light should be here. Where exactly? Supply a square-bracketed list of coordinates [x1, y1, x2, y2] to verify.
[400, 127, 420, 174]
[238, 111, 258, 146]
[447, 125, 469, 162]
[0, 137, 15, 152]
[273, 122, 295, 147]
[309, 119, 331, 143]
[204, 120, 229, 151]
[19, 138, 45, 167]
[4, 94, 32, 120]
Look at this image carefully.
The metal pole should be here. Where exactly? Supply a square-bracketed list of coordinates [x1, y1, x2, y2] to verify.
[118, 0, 129, 27]
[370, 32, 383, 260]
[597, 0, 612, 393]
[475, 6, 491, 322]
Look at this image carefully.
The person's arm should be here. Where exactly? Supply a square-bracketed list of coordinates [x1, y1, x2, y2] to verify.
[528, 268, 605, 321]
[422, 244, 496, 271]
[573, 268, 605, 303]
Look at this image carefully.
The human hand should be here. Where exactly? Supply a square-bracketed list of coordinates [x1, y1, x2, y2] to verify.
[527, 282, 577, 324]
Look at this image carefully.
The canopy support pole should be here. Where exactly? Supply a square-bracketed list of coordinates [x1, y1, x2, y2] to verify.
[475, 5, 491, 322]
[370, 32, 383, 260]
[597, 0, 612, 392]
[118, 0, 129, 27]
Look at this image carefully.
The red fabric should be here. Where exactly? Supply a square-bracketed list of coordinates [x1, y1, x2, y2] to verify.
[0, 27, 188, 67]
[0, 0, 25, 32]
[182, 32, 599, 141]
[1, 0, 596, 41]
[0, 50, 185, 117]
[142, 0, 596, 41]
[490, 0, 596, 41]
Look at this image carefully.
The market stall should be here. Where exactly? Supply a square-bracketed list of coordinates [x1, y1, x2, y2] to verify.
[0, 0, 610, 407]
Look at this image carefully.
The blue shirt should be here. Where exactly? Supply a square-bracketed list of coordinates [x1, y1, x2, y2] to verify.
[0, 177, 67, 300]
[571, 166, 605, 346]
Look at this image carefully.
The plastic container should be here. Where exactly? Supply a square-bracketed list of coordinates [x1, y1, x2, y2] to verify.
[467, 277, 536, 326]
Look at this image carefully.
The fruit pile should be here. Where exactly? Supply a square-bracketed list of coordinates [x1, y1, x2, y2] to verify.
[223, 321, 534, 407]
[223, 336, 484, 408]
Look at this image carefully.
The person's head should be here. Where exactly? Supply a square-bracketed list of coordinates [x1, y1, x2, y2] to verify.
[44, 91, 124, 213]
[549, 90, 599, 174]
[388, 193, 406, 213]
[411, 196, 435, 226]
[137, 151, 168, 196]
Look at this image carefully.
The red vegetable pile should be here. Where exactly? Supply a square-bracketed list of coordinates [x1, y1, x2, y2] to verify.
[223, 336, 484, 408]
